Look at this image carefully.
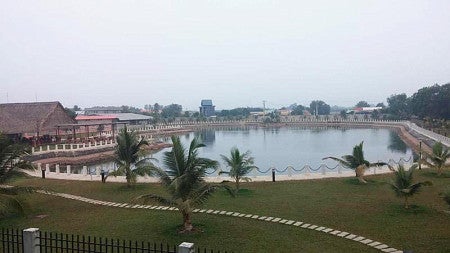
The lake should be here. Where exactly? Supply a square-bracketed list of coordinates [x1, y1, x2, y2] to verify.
[90, 126, 414, 175]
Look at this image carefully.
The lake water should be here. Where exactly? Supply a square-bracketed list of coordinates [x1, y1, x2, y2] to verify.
[91, 126, 414, 175]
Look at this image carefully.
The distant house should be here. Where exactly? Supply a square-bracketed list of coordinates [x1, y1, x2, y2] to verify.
[352, 107, 383, 114]
[75, 113, 152, 130]
[84, 106, 122, 115]
[199, 100, 215, 117]
[0, 101, 75, 140]
[114, 113, 153, 125]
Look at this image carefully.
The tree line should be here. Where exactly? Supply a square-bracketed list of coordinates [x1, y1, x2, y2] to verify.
[65, 83, 449, 121]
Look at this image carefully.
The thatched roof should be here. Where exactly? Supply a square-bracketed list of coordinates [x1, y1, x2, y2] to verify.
[0, 102, 75, 135]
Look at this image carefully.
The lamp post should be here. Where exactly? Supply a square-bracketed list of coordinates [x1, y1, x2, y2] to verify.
[419, 141, 422, 170]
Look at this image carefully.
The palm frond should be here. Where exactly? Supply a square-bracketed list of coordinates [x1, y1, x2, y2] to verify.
[322, 156, 351, 168]
[0, 194, 25, 217]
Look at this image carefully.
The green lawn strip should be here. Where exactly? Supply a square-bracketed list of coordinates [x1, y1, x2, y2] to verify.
[4, 169, 450, 252]
[4, 194, 376, 253]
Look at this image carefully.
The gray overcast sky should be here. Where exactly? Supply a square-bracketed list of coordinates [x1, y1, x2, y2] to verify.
[1, 1, 449, 110]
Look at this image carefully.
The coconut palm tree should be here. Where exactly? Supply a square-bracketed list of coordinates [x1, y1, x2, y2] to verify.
[220, 147, 257, 191]
[0, 133, 34, 217]
[110, 126, 154, 187]
[137, 136, 230, 232]
[323, 141, 391, 183]
[422, 142, 449, 176]
[390, 164, 431, 209]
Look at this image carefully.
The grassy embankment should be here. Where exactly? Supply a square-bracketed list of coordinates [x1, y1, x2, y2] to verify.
[2, 169, 449, 253]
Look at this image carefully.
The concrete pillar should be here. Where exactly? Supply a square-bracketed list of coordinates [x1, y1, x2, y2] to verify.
[45, 164, 50, 174]
[96, 166, 101, 176]
[83, 166, 87, 176]
[39, 146, 42, 152]
[55, 164, 60, 174]
[37, 163, 41, 171]
[31, 147, 35, 153]
[67, 165, 71, 175]
[178, 242, 195, 253]
[23, 228, 40, 253]
[46, 145, 50, 151]
[63, 144, 66, 150]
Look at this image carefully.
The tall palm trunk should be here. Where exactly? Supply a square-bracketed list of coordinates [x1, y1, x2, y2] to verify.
[235, 178, 240, 191]
[355, 165, 367, 183]
[181, 209, 193, 232]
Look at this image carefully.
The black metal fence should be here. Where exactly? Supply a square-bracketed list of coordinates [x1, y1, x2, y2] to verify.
[1, 228, 230, 253]
[1, 228, 23, 253]
[39, 231, 177, 253]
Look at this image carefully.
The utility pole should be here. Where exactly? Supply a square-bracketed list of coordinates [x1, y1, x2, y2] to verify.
[263, 100, 266, 116]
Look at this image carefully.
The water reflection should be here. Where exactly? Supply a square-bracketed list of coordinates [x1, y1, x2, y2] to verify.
[194, 130, 216, 146]
[388, 131, 408, 154]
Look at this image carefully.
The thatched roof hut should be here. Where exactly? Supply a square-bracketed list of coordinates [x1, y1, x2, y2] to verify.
[0, 102, 75, 137]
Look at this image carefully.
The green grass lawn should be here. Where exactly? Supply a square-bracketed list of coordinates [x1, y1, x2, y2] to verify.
[2, 170, 450, 252]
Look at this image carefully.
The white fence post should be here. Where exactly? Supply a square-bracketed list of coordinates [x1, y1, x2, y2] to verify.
[67, 165, 71, 175]
[23, 228, 40, 253]
[178, 242, 195, 253]
[83, 166, 87, 176]
[55, 164, 60, 174]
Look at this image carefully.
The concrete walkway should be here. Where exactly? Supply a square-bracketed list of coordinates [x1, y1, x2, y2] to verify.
[35, 189, 402, 253]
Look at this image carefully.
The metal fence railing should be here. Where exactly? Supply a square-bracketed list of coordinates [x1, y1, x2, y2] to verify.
[1, 228, 23, 253]
[1, 228, 230, 253]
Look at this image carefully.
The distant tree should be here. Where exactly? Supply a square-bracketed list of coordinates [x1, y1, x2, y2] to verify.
[387, 94, 410, 119]
[153, 103, 162, 113]
[323, 142, 391, 183]
[161, 104, 182, 118]
[183, 111, 190, 117]
[410, 83, 450, 119]
[220, 148, 257, 191]
[217, 108, 251, 117]
[291, 105, 305, 115]
[309, 100, 330, 115]
[376, 102, 386, 108]
[121, 105, 142, 114]
[371, 110, 381, 120]
[390, 164, 431, 209]
[340, 110, 348, 119]
[264, 111, 280, 123]
[73, 105, 81, 111]
[64, 107, 77, 119]
[356, 101, 370, 107]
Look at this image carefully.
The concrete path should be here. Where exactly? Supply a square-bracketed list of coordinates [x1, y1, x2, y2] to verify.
[35, 189, 402, 253]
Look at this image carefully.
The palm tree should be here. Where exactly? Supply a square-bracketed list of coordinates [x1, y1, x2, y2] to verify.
[220, 147, 257, 191]
[137, 136, 230, 232]
[422, 142, 449, 176]
[110, 126, 154, 187]
[0, 133, 34, 217]
[390, 164, 431, 209]
[323, 141, 391, 183]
